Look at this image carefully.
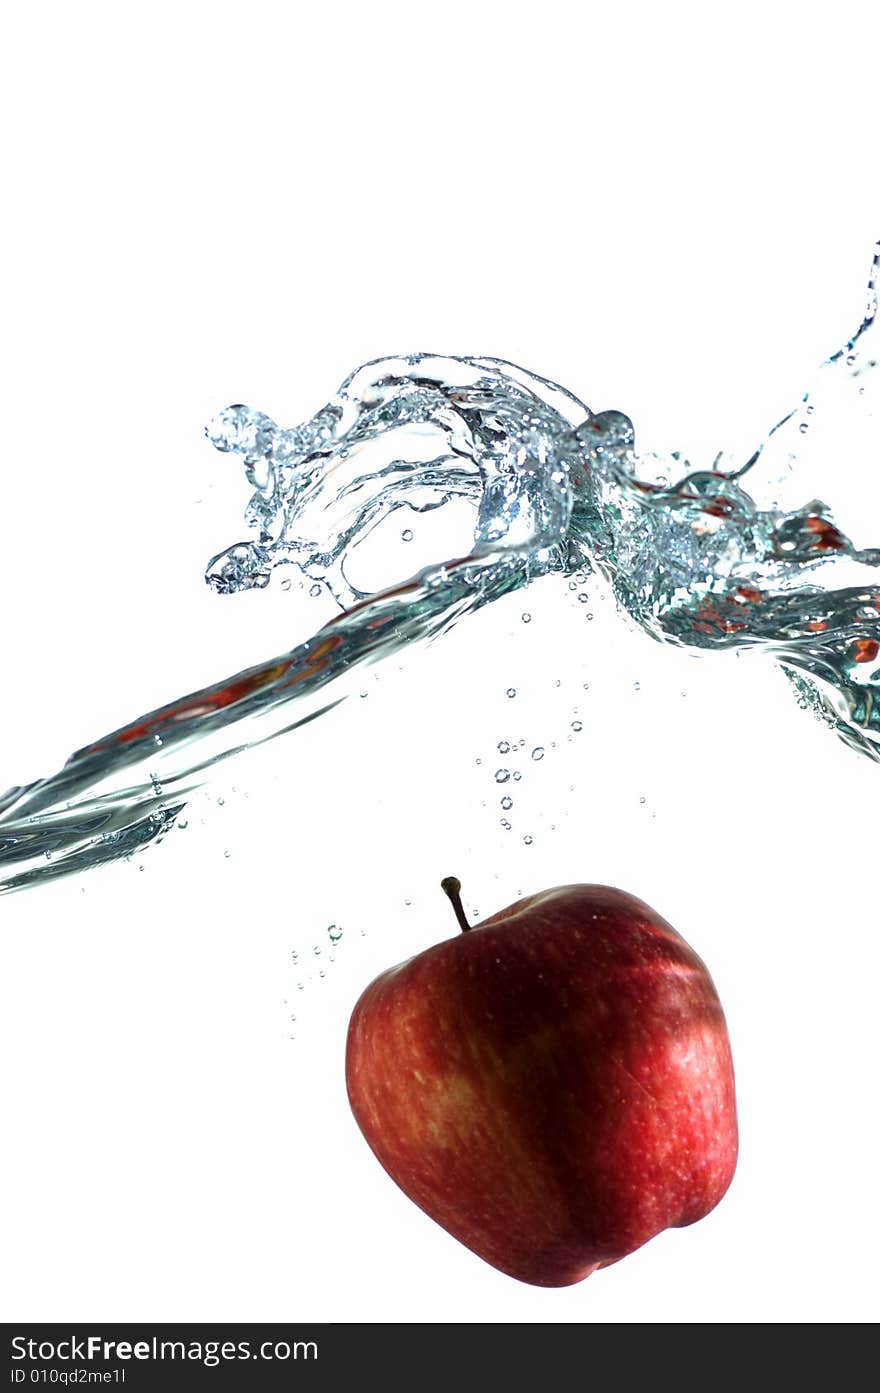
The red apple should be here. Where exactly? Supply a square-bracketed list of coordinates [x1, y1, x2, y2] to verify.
[345, 878, 737, 1287]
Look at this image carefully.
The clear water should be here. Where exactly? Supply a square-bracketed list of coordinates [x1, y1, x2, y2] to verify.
[1, 243, 877, 892]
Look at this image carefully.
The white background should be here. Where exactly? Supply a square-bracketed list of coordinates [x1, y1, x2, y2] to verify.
[2, 2, 879, 1324]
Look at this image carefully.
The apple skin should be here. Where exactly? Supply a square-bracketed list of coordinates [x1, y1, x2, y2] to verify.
[345, 883, 737, 1287]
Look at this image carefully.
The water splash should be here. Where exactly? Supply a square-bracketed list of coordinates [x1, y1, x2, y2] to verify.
[1, 245, 877, 891]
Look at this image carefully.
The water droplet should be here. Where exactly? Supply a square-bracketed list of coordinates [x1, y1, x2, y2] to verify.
[521, 612, 531, 624]
[506, 688, 516, 698]
[501, 796, 513, 810]
[328, 924, 343, 944]
[531, 747, 545, 761]
[495, 769, 510, 783]
[401, 528, 414, 542]
[571, 720, 582, 732]
[497, 740, 510, 754]
[153, 733, 164, 748]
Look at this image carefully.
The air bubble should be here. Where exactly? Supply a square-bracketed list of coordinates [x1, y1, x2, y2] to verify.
[512, 771, 522, 781]
[328, 924, 343, 944]
[495, 769, 510, 783]
[523, 835, 533, 845]
[531, 747, 545, 761]
[309, 583, 322, 597]
[500, 819, 511, 830]
[521, 612, 531, 623]
[578, 593, 589, 604]
[498, 740, 510, 754]
[401, 528, 413, 541]
[501, 796, 513, 810]
[571, 720, 582, 732]
[506, 688, 516, 698]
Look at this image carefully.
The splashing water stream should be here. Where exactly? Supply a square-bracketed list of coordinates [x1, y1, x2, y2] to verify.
[1, 244, 878, 892]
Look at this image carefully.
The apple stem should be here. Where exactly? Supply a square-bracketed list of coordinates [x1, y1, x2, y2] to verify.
[441, 876, 472, 933]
